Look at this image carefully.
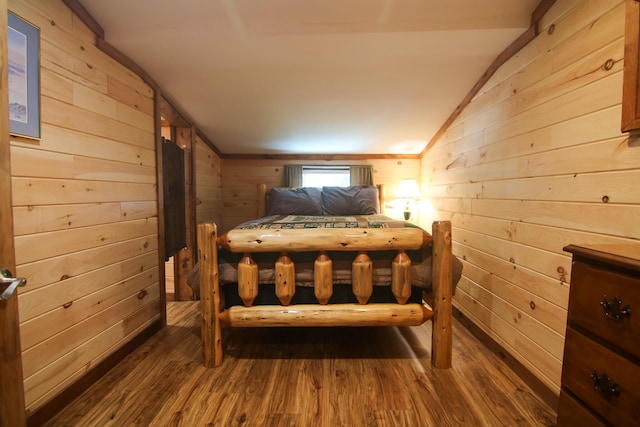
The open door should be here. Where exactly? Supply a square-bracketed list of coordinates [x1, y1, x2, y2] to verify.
[1, 1, 27, 423]
[162, 136, 186, 260]
[160, 98, 196, 301]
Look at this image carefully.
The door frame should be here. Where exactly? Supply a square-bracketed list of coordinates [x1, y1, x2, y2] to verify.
[1, 0, 27, 424]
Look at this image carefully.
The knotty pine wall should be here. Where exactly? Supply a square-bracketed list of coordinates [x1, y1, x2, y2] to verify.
[419, 0, 638, 395]
[9, 0, 160, 413]
[195, 134, 223, 226]
[220, 158, 419, 233]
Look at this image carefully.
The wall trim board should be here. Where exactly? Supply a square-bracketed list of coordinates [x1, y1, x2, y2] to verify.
[62, 0, 234, 158]
[26, 319, 163, 427]
[531, 0, 558, 30]
[62, 0, 231, 158]
[452, 307, 559, 411]
[60, 0, 104, 38]
[61, 0, 159, 92]
[196, 129, 224, 158]
[223, 153, 422, 161]
[60, 0, 222, 150]
[95, 38, 160, 93]
[420, 0, 557, 157]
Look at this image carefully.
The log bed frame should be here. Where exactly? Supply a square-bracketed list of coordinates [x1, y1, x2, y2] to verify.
[196, 184, 453, 369]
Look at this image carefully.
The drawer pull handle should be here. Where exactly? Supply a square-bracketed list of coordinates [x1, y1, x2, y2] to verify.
[600, 295, 631, 321]
[590, 369, 620, 399]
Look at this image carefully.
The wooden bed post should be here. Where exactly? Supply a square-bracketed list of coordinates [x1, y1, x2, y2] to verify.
[431, 220, 453, 368]
[197, 223, 223, 367]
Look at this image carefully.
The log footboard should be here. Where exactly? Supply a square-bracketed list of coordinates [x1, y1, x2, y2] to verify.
[197, 220, 453, 369]
[219, 303, 433, 327]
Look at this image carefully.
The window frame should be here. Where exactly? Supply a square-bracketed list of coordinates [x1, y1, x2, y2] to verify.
[301, 165, 350, 188]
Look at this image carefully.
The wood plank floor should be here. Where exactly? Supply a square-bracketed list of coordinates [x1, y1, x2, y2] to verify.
[45, 302, 557, 426]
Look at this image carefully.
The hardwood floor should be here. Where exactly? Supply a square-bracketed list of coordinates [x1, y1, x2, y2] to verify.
[45, 301, 557, 426]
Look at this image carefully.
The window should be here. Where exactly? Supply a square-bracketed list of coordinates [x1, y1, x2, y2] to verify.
[302, 166, 350, 187]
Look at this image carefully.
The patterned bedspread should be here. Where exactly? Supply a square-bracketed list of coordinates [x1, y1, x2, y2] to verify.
[236, 214, 409, 230]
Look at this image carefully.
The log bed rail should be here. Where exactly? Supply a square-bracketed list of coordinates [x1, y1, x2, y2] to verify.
[197, 219, 454, 369]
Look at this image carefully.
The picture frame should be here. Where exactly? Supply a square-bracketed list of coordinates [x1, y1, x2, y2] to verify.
[8, 11, 40, 140]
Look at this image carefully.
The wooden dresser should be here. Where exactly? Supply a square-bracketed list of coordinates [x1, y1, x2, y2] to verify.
[557, 244, 640, 426]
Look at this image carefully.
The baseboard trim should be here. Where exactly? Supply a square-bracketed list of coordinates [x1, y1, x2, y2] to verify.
[453, 307, 559, 411]
[27, 318, 164, 427]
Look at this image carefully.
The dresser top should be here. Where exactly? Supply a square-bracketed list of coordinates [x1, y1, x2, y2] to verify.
[564, 244, 640, 272]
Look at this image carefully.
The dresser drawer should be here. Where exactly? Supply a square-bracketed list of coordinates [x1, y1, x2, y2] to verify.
[568, 260, 640, 359]
[562, 328, 640, 427]
[556, 390, 606, 427]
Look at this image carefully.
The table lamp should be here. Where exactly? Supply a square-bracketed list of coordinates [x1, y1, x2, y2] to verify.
[396, 179, 421, 220]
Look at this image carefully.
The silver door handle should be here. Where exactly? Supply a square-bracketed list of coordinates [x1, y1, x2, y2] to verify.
[1, 269, 26, 300]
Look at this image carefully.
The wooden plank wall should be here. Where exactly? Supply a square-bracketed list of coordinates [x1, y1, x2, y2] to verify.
[9, 0, 160, 413]
[419, 0, 637, 395]
[221, 158, 419, 233]
[194, 134, 223, 225]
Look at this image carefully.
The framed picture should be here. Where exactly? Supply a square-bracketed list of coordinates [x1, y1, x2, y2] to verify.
[8, 11, 40, 140]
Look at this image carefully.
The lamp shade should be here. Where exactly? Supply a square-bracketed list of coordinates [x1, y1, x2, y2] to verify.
[396, 179, 420, 199]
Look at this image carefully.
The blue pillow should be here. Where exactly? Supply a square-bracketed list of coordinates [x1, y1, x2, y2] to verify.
[267, 187, 323, 215]
[321, 185, 380, 215]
